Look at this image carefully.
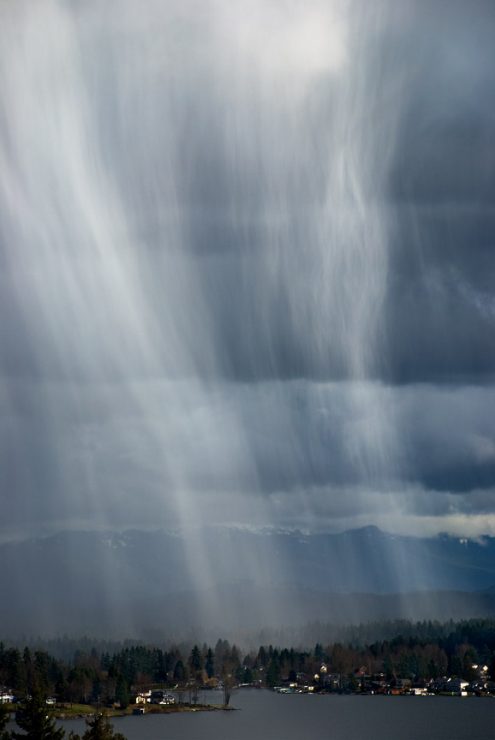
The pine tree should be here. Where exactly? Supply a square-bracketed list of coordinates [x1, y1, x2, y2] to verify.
[0, 703, 12, 740]
[189, 646, 202, 673]
[69, 713, 126, 740]
[266, 658, 280, 688]
[173, 660, 186, 682]
[205, 648, 214, 679]
[95, 714, 125, 740]
[114, 676, 129, 710]
[11, 690, 65, 740]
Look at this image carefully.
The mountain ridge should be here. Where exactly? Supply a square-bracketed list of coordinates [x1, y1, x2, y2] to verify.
[2, 526, 495, 639]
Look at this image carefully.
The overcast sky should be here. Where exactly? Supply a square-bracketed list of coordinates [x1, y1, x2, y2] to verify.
[0, 0, 494, 542]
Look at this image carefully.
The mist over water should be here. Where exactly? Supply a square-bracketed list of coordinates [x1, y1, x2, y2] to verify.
[1, 0, 494, 634]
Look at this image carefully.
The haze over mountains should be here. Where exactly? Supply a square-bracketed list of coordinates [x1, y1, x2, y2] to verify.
[2, 526, 495, 641]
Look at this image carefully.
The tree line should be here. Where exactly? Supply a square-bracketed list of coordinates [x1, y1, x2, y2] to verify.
[2, 619, 495, 737]
[0, 693, 124, 740]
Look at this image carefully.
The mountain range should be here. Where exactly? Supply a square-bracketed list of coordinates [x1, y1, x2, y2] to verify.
[1, 526, 495, 640]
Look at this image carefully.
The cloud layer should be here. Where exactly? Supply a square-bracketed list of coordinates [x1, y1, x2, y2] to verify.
[0, 0, 494, 542]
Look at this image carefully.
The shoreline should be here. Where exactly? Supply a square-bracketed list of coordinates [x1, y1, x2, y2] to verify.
[3, 702, 235, 722]
[60, 703, 235, 720]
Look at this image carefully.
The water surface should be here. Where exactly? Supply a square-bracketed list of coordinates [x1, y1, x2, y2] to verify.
[59, 689, 495, 740]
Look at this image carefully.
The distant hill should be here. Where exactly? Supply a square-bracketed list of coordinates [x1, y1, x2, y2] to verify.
[1, 526, 495, 639]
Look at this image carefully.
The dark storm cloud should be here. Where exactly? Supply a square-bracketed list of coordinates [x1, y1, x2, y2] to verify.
[1, 378, 494, 537]
[375, 0, 495, 384]
[119, 0, 495, 387]
[384, 207, 495, 383]
[388, 2, 495, 208]
[2, 0, 492, 388]
[0, 0, 494, 541]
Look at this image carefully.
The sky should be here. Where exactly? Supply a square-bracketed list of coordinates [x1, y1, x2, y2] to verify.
[0, 0, 494, 543]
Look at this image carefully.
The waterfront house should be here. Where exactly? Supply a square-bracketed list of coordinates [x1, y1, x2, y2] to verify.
[135, 690, 152, 704]
[0, 690, 14, 704]
[150, 690, 176, 705]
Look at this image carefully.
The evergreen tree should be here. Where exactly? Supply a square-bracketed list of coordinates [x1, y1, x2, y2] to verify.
[242, 666, 253, 684]
[314, 643, 324, 661]
[69, 713, 126, 740]
[11, 690, 65, 740]
[205, 648, 214, 679]
[0, 703, 12, 740]
[257, 646, 267, 668]
[114, 676, 129, 710]
[173, 660, 186, 682]
[21, 649, 34, 697]
[266, 659, 280, 688]
[189, 646, 202, 674]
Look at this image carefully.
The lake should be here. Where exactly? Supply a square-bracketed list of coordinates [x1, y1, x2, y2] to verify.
[58, 689, 495, 740]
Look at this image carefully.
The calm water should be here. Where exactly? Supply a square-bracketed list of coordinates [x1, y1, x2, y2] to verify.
[58, 689, 495, 740]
